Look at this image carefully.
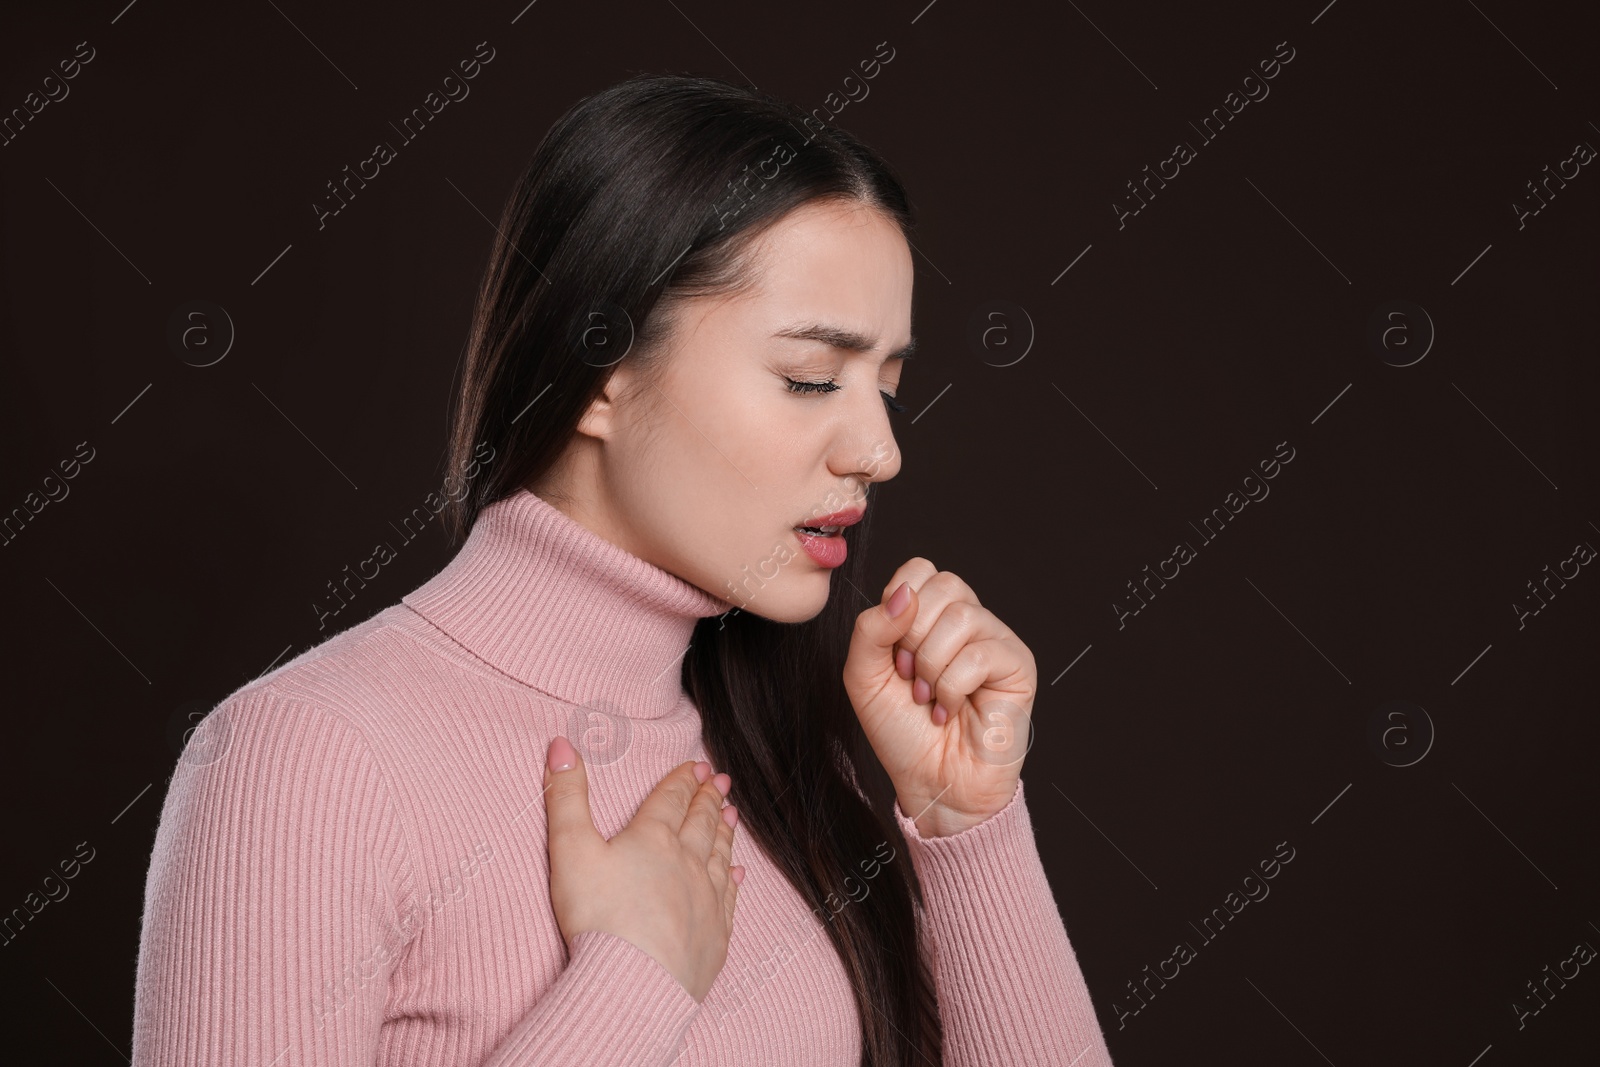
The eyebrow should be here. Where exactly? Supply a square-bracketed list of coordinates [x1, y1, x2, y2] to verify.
[772, 321, 918, 361]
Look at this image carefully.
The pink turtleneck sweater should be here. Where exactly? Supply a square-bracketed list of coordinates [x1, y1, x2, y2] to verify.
[132, 489, 1115, 1065]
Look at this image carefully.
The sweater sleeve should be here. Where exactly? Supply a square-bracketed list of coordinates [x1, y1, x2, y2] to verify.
[132, 686, 421, 1064]
[132, 685, 702, 1067]
[892, 778, 1116, 1066]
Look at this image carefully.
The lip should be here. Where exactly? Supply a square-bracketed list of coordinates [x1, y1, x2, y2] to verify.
[797, 507, 865, 528]
[793, 526, 849, 568]
[791, 506, 863, 570]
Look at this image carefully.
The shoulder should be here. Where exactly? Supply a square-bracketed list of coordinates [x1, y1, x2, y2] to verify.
[148, 647, 424, 983]
[219, 602, 499, 735]
[166, 670, 393, 818]
[167, 599, 545, 813]
[166, 604, 459, 806]
[152, 671, 418, 925]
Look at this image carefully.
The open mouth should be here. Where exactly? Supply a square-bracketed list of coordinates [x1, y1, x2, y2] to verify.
[792, 507, 860, 567]
[792, 506, 864, 539]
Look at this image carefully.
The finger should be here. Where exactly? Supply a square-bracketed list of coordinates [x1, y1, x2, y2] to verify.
[705, 813, 734, 896]
[908, 601, 1004, 710]
[904, 599, 987, 705]
[928, 636, 1009, 709]
[724, 865, 745, 931]
[893, 570, 988, 657]
[679, 773, 730, 858]
[880, 570, 990, 697]
[708, 805, 737, 873]
[844, 558, 937, 689]
[543, 736, 601, 857]
[635, 760, 711, 831]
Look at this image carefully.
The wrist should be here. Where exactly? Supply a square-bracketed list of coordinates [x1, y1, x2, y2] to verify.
[896, 796, 993, 838]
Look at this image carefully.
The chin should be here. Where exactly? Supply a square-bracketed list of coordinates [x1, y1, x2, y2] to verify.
[727, 571, 832, 625]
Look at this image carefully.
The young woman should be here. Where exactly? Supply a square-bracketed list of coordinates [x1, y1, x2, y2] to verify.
[132, 74, 1116, 1066]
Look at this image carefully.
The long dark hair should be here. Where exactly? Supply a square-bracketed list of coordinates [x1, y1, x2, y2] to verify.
[440, 73, 938, 1064]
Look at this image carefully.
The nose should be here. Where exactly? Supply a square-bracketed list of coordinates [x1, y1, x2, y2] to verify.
[828, 388, 902, 486]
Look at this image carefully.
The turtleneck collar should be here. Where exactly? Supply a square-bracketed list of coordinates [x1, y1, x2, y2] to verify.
[401, 488, 732, 720]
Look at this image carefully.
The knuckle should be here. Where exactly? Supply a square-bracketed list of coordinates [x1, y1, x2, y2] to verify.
[641, 820, 675, 851]
[948, 600, 980, 629]
[852, 609, 879, 643]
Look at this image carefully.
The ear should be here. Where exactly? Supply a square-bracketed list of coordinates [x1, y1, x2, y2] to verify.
[574, 363, 636, 441]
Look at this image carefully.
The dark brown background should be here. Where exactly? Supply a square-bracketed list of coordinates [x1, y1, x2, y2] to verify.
[2, 0, 1595, 1062]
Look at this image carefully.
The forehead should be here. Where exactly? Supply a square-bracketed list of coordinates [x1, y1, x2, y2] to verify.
[730, 199, 914, 340]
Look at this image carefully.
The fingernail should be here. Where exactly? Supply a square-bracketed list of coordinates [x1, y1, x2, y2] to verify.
[932, 703, 948, 725]
[886, 581, 911, 618]
[722, 804, 739, 828]
[896, 648, 914, 679]
[913, 677, 930, 704]
[693, 761, 712, 783]
[713, 772, 732, 797]
[548, 735, 576, 772]
[731, 865, 746, 886]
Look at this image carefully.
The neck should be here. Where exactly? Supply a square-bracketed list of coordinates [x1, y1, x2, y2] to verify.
[402, 488, 732, 719]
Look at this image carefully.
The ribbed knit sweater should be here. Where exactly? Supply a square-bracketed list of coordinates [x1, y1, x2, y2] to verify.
[131, 488, 1116, 1065]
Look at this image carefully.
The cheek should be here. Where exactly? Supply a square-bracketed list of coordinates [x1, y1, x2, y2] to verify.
[643, 373, 825, 529]
[717, 396, 816, 476]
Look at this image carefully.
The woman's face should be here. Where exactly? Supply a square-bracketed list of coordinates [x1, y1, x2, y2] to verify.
[559, 196, 913, 623]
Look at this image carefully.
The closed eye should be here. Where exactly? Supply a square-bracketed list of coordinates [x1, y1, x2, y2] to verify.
[785, 376, 908, 414]
[784, 377, 840, 395]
